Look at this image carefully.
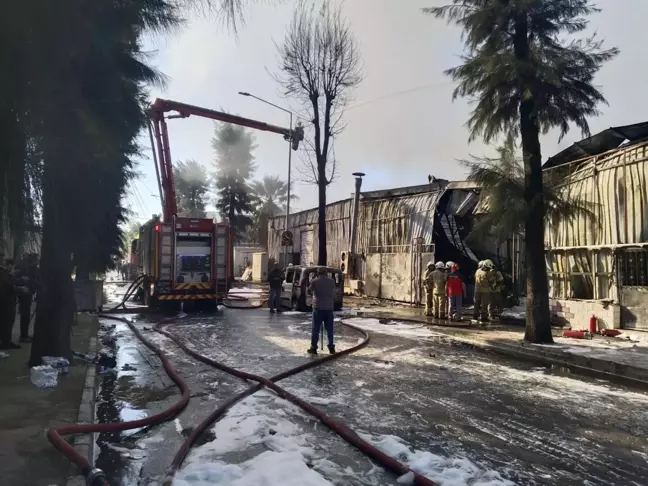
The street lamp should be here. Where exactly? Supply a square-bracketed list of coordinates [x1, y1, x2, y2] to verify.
[238, 91, 294, 268]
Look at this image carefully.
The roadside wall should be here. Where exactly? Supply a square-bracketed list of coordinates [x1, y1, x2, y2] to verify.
[550, 298, 621, 330]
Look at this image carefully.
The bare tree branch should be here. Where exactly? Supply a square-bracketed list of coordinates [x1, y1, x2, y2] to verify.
[274, 0, 361, 265]
[274, 0, 362, 188]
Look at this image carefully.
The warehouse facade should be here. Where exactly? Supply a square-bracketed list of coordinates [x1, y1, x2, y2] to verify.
[544, 122, 648, 330]
[267, 180, 507, 304]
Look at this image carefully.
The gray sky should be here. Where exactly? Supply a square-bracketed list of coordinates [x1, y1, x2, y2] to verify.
[127, 0, 647, 222]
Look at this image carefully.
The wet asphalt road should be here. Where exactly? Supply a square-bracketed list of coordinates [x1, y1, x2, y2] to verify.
[94, 306, 648, 486]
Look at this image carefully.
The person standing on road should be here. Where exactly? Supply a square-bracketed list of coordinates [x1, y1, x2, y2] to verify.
[0, 258, 20, 350]
[444, 261, 455, 317]
[423, 261, 435, 316]
[15, 253, 39, 343]
[489, 266, 505, 320]
[431, 262, 448, 319]
[473, 260, 495, 323]
[267, 262, 284, 313]
[446, 263, 466, 321]
[307, 267, 336, 355]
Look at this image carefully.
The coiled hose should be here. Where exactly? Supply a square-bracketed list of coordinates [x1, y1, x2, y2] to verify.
[221, 291, 268, 309]
[47, 281, 439, 486]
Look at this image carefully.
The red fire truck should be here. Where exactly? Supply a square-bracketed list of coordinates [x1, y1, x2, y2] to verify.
[134, 98, 303, 309]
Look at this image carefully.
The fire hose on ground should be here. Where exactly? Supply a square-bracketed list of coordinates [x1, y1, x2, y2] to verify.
[46, 281, 439, 486]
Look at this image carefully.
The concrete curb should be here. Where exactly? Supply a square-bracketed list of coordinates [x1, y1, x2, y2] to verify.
[355, 312, 648, 388]
[65, 316, 99, 486]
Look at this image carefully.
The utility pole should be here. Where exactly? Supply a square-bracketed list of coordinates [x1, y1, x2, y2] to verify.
[239, 92, 294, 267]
[349, 172, 365, 278]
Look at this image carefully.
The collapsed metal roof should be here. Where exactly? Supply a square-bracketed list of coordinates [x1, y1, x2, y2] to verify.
[543, 121, 648, 169]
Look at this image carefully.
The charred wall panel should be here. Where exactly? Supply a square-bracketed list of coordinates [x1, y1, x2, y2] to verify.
[545, 141, 648, 306]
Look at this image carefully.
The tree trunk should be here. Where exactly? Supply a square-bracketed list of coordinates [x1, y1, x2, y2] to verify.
[317, 158, 327, 265]
[229, 191, 236, 243]
[29, 158, 75, 366]
[519, 109, 552, 343]
[29, 228, 75, 365]
[75, 258, 90, 281]
[258, 212, 269, 249]
[515, 15, 553, 344]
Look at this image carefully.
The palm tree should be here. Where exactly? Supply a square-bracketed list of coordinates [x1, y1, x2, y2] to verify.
[27, 0, 179, 365]
[2, 0, 265, 365]
[249, 175, 297, 217]
[465, 137, 595, 245]
[426, 0, 618, 343]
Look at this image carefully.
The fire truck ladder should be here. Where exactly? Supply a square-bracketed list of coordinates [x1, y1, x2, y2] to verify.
[147, 98, 304, 223]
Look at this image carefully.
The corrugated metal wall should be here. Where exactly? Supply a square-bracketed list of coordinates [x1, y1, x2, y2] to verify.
[268, 188, 445, 268]
[544, 140, 648, 301]
[357, 190, 443, 253]
[268, 199, 353, 267]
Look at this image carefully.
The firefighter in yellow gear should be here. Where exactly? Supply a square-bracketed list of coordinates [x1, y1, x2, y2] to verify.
[423, 262, 435, 316]
[489, 267, 505, 319]
[473, 260, 495, 322]
[431, 261, 448, 318]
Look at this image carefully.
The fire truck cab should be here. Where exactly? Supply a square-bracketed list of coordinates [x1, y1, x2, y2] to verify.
[137, 215, 230, 308]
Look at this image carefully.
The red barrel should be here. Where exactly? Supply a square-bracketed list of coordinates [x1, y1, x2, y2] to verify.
[563, 330, 592, 339]
[589, 315, 598, 334]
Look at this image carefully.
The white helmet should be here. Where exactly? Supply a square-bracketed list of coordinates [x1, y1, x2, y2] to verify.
[477, 260, 484, 269]
[445, 261, 455, 269]
[483, 259, 494, 269]
[435, 261, 445, 269]
[427, 261, 434, 268]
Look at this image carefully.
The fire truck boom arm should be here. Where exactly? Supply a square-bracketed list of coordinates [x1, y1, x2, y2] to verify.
[149, 98, 304, 223]
[152, 98, 296, 139]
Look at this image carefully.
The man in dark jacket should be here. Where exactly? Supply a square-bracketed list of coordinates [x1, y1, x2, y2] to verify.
[267, 263, 284, 313]
[0, 257, 19, 349]
[307, 267, 336, 355]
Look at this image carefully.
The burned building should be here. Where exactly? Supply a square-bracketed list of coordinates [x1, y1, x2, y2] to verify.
[267, 179, 506, 304]
[543, 122, 648, 330]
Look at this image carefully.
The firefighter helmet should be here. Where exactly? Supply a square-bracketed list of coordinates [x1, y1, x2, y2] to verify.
[435, 261, 445, 269]
[483, 259, 494, 269]
[427, 261, 434, 268]
[445, 261, 455, 269]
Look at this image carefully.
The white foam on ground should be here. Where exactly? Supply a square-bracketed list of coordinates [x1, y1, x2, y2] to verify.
[500, 306, 525, 320]
[458, 359, 648, 410]
[334, 308, 374, 317]
[174, 392, 339, 486]
[172, 450, 333, 486]
[360, 433, 515, 486]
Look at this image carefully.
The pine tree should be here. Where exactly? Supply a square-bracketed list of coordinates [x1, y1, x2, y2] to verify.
[426, 0, 618, 343]
[174, 160, 209, 218]
[211, 123, 257, 242]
